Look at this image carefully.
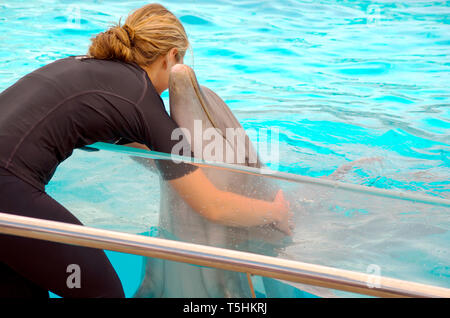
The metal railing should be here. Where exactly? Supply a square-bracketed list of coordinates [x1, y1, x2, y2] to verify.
[1, 212, 449, 298]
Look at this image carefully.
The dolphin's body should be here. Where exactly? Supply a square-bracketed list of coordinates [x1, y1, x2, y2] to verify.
[134, 65, 381, 298]
[134, 65, 288, 298]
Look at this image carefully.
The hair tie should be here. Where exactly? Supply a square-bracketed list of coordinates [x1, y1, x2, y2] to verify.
[122, 25, 135, 45]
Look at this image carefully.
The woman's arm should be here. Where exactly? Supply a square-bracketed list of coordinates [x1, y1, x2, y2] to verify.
[122, 142, 293, 235]
[168, 167, 292, 235]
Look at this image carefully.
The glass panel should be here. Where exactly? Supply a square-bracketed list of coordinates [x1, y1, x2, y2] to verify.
[47, 143, 450, 298]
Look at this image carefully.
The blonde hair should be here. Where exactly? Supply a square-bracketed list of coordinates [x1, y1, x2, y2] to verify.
[88, 3, 189, 66]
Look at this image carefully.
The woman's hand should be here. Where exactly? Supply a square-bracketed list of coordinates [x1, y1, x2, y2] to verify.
[272, 190, 294, 236]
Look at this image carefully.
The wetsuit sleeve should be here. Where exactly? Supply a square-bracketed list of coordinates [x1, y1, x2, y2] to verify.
[139, 96, 199, 181]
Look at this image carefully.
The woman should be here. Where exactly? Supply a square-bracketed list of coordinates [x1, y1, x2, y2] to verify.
[0, 3, 291, 298]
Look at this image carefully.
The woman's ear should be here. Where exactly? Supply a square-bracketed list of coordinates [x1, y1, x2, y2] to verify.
[170, 48, 180, 64]
[171, 47, 179, 58]
[162, 49, 178, 70]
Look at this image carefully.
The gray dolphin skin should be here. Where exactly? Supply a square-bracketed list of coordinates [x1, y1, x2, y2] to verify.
[134, 65, 381, 298]
[168, 65, 288, 247]
[134, 64, 289, 298]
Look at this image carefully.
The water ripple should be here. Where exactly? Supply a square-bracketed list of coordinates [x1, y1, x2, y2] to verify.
[0, 0, 449, 199]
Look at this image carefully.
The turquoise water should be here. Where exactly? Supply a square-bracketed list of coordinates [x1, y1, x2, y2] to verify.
[1, 0, 449, 297]
[0, 0, 448, 197]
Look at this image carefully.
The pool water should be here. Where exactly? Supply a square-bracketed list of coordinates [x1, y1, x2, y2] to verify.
[1, 0, 448, 197]
[1, 0, 449, 297]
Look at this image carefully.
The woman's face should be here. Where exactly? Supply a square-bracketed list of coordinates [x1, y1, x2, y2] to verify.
[158, 48, 184, 94]
[142, 47, 184, 95]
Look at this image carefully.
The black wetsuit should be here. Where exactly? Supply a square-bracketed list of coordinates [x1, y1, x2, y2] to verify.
[0, 56, 197, 298]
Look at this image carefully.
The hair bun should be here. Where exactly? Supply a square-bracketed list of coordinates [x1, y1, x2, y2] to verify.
[88, 3, 189, 66]
[122, 24, 135, 43]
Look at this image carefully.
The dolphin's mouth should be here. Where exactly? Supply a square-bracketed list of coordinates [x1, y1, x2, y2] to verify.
[184, 66, 219, 129]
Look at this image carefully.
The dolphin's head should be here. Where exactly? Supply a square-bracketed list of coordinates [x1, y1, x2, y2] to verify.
[168, 64, 262, 168]
[168, 64, 209, 131]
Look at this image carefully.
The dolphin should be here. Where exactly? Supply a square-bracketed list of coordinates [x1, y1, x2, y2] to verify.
[134, 64, 383, 298]
[134, 64, 290, 298]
